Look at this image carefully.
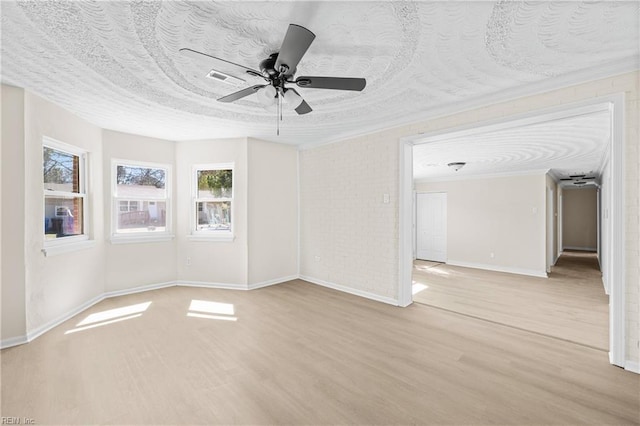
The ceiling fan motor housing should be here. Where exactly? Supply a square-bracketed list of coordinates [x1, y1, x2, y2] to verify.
[259, 53, 281, 79]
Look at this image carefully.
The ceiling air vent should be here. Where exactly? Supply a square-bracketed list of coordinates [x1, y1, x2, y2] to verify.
[206, 69, 244, 86]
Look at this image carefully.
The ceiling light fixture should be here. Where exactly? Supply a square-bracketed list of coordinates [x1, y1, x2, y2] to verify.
[283, 88, 304, 109]
[448, 162, 466, 172]
[257, 85, 277, 106]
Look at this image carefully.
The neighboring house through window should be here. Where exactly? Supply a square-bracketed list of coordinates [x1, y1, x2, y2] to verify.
[43, 138, 88, 246]
[192, 163, 234, 241]
[112, 160, 171, 242]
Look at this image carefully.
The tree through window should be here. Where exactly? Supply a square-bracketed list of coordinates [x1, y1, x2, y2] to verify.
[194, 165, 234, 237]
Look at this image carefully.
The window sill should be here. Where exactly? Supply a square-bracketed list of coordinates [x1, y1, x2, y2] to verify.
[110, 234, 175, 245]
[42, 239, 97, 257]
[187, 234, 235, 242]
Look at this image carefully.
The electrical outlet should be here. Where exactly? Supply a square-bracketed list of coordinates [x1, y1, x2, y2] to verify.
[186, 257, 192, 266]
[490, 252, 495, 259]
[314, 256, 321, 262]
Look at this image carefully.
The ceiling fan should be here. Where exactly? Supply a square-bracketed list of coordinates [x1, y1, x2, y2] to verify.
[180, 24, 367, 134]
[560, 174, 597, 185]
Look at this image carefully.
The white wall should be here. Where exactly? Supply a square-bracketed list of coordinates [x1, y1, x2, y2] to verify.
[414, 174, 547, 277]
[247, 138, 298, 285]
[1, 85, 27, 342]
[563, 187, 598, 251]
[23, 90, 106, 335]
[175, 138, 248, 285]
[299, 132, 399, 302]
[102, 130, 177, 291]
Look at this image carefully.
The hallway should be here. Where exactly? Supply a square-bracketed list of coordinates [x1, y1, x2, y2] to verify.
[412, 251, 608, 350]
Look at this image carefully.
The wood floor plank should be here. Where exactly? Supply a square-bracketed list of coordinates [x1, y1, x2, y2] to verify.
[1, 278, 637, 425]
[412, 251, 609, 349]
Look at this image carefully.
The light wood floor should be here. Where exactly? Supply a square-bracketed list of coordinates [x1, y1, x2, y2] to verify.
[413, 251, 609, 350]
[2, 280, 637, 425]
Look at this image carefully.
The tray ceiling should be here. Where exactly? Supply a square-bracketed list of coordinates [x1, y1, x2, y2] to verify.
[1, 1, 638, 145]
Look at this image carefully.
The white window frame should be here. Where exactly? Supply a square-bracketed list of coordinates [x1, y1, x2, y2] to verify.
[111, 159, 173, 244]
[42, 137, 93, 256]
[189, 163, 234, 242]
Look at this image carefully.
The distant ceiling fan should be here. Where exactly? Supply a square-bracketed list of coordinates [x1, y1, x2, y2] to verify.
[180, 24, 367, 134]
[560, 174, 597, 185]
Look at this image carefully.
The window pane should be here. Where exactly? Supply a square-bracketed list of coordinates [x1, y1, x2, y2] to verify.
[43, 147, 80, 193]
[197, 169, 232, 198]
[116, 165, 166, 198]
[116, 200, 167, 233]
[196, 201, 231, 231]
[44, 196, 83, 238]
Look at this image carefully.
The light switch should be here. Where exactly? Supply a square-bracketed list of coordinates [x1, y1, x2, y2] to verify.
[383, 194, 390, 204]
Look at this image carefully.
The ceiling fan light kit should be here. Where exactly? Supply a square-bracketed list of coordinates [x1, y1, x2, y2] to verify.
[181, 23, 367, 135]
[257, 85, 277, 106]
[283, 88, 304, 109]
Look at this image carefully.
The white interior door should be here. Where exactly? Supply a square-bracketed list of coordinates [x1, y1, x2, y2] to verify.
[416, 192, 447, 262]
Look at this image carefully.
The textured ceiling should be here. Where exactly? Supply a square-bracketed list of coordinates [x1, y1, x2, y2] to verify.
[0, 1, 638, 145]
[413, 109, 611, 182]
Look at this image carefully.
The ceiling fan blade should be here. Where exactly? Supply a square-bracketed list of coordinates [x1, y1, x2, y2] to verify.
[275, 24, 316, 76]
[218, 85, 266, 103]
[295, 100, 313, 115]
[295, 76, 366, 91]
[288, 88, 312, 115]
[179, 48, 262, 78]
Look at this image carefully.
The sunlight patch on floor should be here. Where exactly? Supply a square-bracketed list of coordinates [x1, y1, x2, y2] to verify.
[412, 283, 429, 295]
[65, 301, 152, 334]
[65, 314, 143, 334]
[187, 299, 237, 321]
[187, 312, 238, 321]
[77, 302, 152, 326]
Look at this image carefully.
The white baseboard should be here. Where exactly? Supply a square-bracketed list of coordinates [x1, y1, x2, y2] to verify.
[602, 276, 610, 296]
[446, 260, 548, 278]
[26, 293, 106, 343]
[177, 281, 247, 290]
[563, 246, 597, 252]
[104, 281, 176, 299]
[248, 275, 298, 290]
[178, 275, 299, 291]
[0, 335, 29, 350]
[299, 275, 399, 306]
[625, 360, 640, 374]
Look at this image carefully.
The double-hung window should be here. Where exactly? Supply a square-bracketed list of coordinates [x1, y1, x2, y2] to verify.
[191, 164, 234, 241]
[43, 138, 88, 246]
[112, 160, 171, 242]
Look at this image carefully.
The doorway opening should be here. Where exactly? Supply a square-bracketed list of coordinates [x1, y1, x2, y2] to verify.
[399, 95, 626, 367]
